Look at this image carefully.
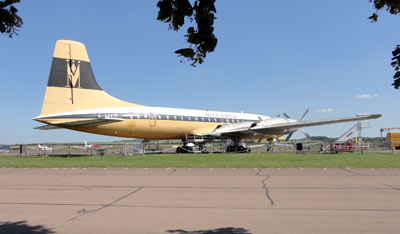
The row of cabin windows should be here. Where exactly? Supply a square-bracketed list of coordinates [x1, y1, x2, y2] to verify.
[126, 114, 250, 123]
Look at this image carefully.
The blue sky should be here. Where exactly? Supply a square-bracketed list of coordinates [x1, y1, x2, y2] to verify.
[0, 0, 399, 144]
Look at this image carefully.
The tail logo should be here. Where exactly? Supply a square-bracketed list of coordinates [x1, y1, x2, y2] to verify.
[67, 60, 81, 88]
[47, 56, 101, 90]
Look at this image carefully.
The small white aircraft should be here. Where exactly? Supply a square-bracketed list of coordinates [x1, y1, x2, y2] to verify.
[33, 40, 382, 153]
[83, 141, 99, 149]
[71, 141, 101, 150]
[37, 144, 53, 151]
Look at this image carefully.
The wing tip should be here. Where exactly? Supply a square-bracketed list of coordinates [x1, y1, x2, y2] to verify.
[356, 113, 382, 119]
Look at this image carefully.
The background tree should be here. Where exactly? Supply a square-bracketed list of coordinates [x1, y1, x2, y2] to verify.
[156, 0, 217, 66]
[0, 0, 23, 38]
[1, 1, 399, 88]
[157, 0, 400, 89]
[368, 0, 400, 89]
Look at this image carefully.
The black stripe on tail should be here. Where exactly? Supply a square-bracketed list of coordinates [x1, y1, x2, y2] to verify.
[47, 58, 102, 90]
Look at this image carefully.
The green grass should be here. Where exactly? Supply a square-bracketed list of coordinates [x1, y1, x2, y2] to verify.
[0, 152, 399, 168]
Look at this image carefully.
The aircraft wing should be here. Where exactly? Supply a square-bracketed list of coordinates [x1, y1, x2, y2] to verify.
[208, 114, 381, 138]
[250, 114, 381, 134]
[34, 118, 124, 130]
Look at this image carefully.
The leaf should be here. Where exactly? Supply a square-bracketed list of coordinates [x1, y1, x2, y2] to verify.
[368, 13, 378, 22]
[187, 27, 194, 34]
[175, 48, 195, 59]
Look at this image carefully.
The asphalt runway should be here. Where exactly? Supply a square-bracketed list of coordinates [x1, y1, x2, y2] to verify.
[0, 167, 399, 234]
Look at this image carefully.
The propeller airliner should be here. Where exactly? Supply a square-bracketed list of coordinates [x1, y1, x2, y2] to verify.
[33, 40, 381, 152]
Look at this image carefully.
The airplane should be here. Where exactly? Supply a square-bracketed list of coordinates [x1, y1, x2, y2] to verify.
[37, 144, 53, 151]
[33, 40, 382, 153]
[72, 141, 100, 150]
[83, 141, 100, 150]
[0, 145, 11, 153]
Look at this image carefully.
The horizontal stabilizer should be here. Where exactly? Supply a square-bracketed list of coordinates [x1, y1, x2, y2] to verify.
[57, 118, 124, 126]
[34, 125, 61, 130]
[34, 118, 124, 130]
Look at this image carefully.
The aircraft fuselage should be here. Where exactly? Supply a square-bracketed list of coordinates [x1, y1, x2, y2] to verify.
[35, 106, 283, 139]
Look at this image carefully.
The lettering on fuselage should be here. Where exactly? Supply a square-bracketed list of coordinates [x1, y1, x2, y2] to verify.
[205, 112, 238, 119]
[346, 131, 354, 137]
[97, 113, 119, 119]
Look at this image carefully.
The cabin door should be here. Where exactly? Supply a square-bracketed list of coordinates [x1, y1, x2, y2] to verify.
[149, 113, 157, 127]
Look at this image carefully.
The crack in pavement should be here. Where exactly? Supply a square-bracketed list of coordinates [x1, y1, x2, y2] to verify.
[340, 168, 363, 176]
[261, 176, 274, 206]
[54, 168, 102, 181]
[382, 183, 400, 191]
[168, 168, 177, 175]
[69, 186, 143, 221]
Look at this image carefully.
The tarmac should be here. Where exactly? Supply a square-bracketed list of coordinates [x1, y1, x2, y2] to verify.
[0, 167, 399, 234]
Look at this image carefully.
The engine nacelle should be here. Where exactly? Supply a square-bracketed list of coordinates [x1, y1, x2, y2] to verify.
[251, 117, 297, 135]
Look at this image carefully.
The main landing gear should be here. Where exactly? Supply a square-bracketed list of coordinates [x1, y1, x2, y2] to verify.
[176, 142, 195, 153]
[175, 137, 252, 154]
[225, 139, 251, 153]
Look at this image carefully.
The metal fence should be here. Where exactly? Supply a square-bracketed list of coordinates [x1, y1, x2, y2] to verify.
[0, 140, 399, 156]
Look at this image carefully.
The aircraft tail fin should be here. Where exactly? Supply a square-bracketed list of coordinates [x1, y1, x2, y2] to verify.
[36, 40, 142, 117]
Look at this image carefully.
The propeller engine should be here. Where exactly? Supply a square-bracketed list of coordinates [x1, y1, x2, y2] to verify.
[283, 109, 311, 141]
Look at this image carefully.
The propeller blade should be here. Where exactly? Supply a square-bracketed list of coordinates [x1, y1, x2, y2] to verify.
[285, 132, 294, 141]
[273, 135, 280, 142]
[299, 109, 309, 122]
[300, 128, 312, 139]
[283, 113, 290, 118]
[276, 114, 280, 118]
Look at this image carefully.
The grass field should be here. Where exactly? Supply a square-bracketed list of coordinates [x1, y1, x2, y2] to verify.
[0, 152, 399, 168]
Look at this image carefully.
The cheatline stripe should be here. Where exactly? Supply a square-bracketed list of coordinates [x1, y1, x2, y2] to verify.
[39, 113, 257, 124]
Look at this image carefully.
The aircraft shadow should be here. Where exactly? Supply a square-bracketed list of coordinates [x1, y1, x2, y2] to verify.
[166, 227, 253, 234]
[0, 221, 55, 234]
